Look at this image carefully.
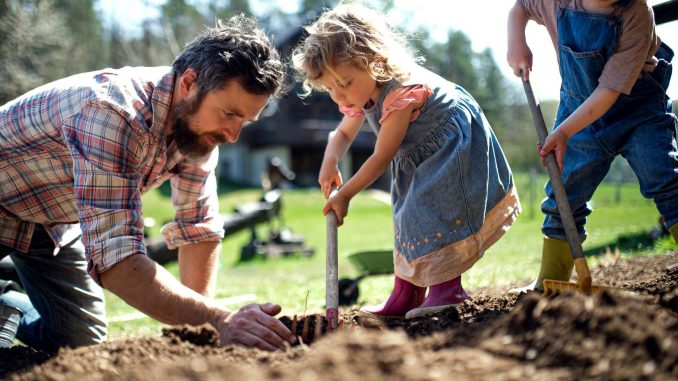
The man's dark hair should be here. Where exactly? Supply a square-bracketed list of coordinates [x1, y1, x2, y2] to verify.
[172, 15, 284, 102]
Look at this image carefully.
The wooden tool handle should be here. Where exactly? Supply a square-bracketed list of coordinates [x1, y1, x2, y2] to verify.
[521, 77, 585, 261]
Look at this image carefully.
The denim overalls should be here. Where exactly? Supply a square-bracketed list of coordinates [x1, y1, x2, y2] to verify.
[363, 66, 519, 286]
[542, 3, 678, 240]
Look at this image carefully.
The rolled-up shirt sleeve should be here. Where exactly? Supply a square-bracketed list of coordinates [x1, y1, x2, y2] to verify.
[599, 4, 657, 95]
[65, 102, 148, 285]
[519, 0, 542, 23]
[161, 149, 224, 249]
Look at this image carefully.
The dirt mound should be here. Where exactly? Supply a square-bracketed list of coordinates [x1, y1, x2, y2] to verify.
[480, 291, 678, 379]
[2, 252, 677, 381]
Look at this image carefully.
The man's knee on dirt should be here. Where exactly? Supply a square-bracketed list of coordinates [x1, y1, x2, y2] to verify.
[2, 288, 107, 352]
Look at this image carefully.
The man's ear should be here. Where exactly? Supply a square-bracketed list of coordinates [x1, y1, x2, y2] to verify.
[178, 68, 198, 97]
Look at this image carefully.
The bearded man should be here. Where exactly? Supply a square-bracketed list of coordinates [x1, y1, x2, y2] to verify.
[0, 15, 294, 352]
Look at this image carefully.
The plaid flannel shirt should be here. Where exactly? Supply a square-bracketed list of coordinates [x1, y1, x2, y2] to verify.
[0, 66, 224, 284]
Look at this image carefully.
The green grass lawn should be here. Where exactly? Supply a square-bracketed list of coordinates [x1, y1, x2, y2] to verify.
[105, 173, 676, 339]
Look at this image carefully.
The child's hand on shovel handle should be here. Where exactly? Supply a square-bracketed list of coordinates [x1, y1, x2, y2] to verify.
[322, 190, 349, 226]
[537, 128, 569, 174]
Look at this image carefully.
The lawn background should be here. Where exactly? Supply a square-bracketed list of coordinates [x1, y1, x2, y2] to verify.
[106, 172, 676, 338]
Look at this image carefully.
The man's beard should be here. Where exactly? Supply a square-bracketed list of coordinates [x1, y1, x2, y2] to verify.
[171, 98, 227, 160]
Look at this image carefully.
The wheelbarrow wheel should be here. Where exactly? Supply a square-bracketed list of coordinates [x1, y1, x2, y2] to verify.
[240, 240, 258, 261]
[338, 277, 360, 306]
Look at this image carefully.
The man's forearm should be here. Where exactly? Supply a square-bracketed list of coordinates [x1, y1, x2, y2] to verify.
[100, 254, 226, 327]
[179, 240, 221, 297]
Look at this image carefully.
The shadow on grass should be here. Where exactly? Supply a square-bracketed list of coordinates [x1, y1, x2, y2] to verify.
[584, 230, 657, 258]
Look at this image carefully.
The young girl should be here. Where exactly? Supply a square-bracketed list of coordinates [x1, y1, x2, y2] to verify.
[293, 3, 521, 318]
[507, 0, 678, 292]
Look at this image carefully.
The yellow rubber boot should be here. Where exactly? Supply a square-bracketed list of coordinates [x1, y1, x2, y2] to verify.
[535, 237, 574, 291]
[670, 223, 678, 243]
[509, 237, 574, 294]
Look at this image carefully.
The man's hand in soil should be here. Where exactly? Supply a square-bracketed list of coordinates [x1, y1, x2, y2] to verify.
[215, 303, 296, 351]
[101, 254, 294, 351]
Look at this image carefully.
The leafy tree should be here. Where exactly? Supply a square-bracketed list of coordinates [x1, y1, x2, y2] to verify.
[300, 0, 393, 13]
[300, 0, 334, 12]
[475, 48, 508, 120]
[209, 0, 252, 19]
[107, 20, 143, 68]
[409, 27, 540, 169]
[0, 0, 73, 103]
[102, 0, 268, 71]
[159, 0, 205, 57]
[53, 0, 107, 71]
[435, 31, 479, 91]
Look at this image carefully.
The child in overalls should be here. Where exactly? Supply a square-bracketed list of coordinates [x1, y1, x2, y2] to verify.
[293, 3, 521, 318]
[507, 0, 678, 291]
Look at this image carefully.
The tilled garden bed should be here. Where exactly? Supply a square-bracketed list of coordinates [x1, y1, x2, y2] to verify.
[2, 252, 677, 380]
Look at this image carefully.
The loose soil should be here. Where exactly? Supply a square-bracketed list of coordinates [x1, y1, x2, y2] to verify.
[1, 251, 677, 381]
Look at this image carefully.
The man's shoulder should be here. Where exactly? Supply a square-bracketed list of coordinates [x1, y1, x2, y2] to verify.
[93, 66, 172, 85]
[70, 67, 175, 127]
[25, 66, 173, 110]
[50, 67, 174, 137]
[88, 66, 173, 103]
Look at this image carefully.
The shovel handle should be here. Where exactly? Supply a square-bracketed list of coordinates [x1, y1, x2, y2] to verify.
[521, 76, 585, 262]
[326, 210, 339, 330]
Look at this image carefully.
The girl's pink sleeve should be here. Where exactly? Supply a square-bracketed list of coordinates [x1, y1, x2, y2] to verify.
[379, 84, 433, 123]
[338, 105, 365, 118]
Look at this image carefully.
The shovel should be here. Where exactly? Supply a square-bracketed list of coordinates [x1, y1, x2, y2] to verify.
[326, 210, 339, 330]
[521, 75, 604, 294]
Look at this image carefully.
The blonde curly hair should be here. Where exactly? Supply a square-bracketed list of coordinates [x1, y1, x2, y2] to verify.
[292, 2, 419, 97]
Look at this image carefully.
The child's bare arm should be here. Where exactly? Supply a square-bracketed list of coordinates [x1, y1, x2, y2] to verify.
[540, 86, 621, 171]
[336, 105, 413, 200]
[322, 105, 414, 225]
[319, 115, 365, 198]
[507, 1, 532, 80]
[556, 86, 621, 138]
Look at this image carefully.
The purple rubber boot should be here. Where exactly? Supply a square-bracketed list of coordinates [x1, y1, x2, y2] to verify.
[405, 276, 469, 319]
[360, 276, 426, 317]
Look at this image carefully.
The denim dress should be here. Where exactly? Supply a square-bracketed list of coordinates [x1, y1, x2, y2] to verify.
[542, 4, 678, 241]
[362, 66, 520, 287]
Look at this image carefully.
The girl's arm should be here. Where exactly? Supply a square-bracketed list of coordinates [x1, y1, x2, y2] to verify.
[540, 85, 621, 171]
[324, 104, 415, 224]
[319, 115, 365, 198]
[507, 1, 532, 80]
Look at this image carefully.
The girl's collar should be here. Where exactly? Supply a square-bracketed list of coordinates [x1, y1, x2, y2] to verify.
[363, 80, 389, 110]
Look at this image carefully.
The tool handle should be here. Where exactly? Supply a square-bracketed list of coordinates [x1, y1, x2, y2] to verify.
[325, 210, 339, 330]
[521, 78, 585, 261]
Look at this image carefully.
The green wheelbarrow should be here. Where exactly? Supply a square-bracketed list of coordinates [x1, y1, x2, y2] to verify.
[339, 249, 394, 306]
